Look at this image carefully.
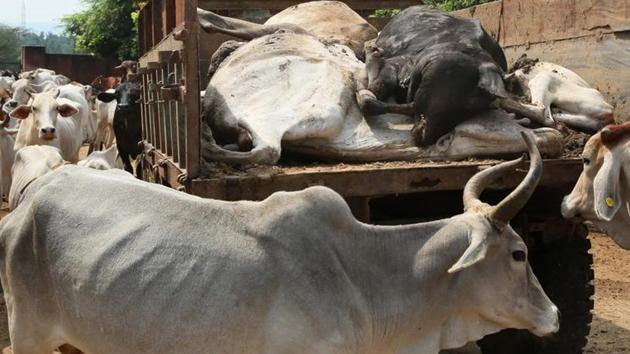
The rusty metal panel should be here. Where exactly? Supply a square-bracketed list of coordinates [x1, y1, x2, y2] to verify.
[452, 0, 630, 47]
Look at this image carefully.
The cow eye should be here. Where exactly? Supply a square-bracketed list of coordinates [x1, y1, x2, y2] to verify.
[512, 250, 527, 262]
[582, 156, 591, 166]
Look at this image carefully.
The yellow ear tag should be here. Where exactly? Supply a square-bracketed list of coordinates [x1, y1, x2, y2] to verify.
[606, 197, 615, 208]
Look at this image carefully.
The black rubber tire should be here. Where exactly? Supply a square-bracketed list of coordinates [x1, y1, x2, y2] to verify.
[478, 222, 594, 354]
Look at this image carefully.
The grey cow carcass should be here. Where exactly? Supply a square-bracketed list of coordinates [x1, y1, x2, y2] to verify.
[0, 133, 558, 353]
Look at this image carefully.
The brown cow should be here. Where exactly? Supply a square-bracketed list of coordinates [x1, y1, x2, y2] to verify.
[562, 121, 630, 249]
[90, 75, 121, 92]
[115, 60, 138, 81]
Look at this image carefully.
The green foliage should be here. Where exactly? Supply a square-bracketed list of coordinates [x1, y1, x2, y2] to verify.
[62, 0, 139, 60]
[0, 24, 75, 68]
[21, 32, 75, 54]
[423, 0, 494, 11]
[370, 8, 402, 18]
[0, 25, 22, 65]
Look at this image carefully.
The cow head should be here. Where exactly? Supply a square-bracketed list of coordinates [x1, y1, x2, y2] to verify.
[97, 81, 141, 111]
[561, 122, 630, 249]
[432, 131, 558, 338]
[9, 145, 65, 210]
[409, 51, 508, 145]
[78, 144, 124, 171]
[9, 90, 78, 141]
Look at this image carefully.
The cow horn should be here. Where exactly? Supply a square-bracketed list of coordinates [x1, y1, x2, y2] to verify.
[463, 131, 542, 225]
[491, 131, 542, 223]
[463, 155, 525, 212]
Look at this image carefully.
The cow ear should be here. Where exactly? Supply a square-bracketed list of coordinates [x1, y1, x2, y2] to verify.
[479, 64, 509, 98]
[448, 226, 490, 274]
[97, 92, 117, 103]
[57, 103, 78, 117]
[593, 151, 621, 221]
[9, 105, 31, 120]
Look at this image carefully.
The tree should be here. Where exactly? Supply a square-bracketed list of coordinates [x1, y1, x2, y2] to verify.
[0, 25, 23, 65]
[371, 0, 494, 17]
[62, 0, 139, 60]
[423, 0, 494, 11]
[0, 24, 75, 69]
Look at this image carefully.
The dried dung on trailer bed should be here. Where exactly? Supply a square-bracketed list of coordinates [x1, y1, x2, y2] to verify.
[199, 125, 587, 179]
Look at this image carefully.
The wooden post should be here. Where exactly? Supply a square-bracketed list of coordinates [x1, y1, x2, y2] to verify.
[183, 0, 201, 179]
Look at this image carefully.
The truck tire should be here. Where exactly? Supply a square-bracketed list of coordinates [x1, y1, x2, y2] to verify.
[478, 221, 594, 354]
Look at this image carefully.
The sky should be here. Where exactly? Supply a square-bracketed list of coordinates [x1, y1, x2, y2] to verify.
[0, 0, 87, 34]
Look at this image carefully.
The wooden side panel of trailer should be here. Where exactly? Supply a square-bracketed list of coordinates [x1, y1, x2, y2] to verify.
[453, 0, 630, 122]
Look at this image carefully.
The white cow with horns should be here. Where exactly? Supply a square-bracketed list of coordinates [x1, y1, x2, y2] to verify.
[0, 132, 558, 354]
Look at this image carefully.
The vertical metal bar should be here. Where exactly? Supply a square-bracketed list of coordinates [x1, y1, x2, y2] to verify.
[140, 70, 148, 141]
[176, 62, 186, 169]
[149, 68, 158, 149]
[183, 0, 201, 179]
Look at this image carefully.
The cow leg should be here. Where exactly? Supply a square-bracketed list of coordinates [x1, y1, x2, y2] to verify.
[105, 125, 115, 149]
[357, 90, 415, 116]
[207, 41, 245, 79]
[197, 8, 307, 39]
[360, 46, 410, 117]
[9, 327, 58, 354]
[552, 112, 607, 133]
[499, 98, 553, 127]
[413, 113, 461, 147]
[202, 87, 252, 151]
[120, 153, 133, 174]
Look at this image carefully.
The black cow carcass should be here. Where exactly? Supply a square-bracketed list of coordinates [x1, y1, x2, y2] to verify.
[359, 6, 508, 146]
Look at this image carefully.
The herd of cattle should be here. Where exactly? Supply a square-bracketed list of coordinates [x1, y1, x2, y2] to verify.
[0, 1, 626, 353]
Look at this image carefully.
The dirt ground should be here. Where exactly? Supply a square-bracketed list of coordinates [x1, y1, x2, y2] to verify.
[0, 232, 626, 352]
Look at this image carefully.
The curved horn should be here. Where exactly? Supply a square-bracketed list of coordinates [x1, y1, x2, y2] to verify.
[463, 131, 542, 225]
[463, 155, 525, 212]
[491, 131, 542, 223]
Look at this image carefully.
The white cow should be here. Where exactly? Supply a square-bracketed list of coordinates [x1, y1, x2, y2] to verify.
[0, 127, 17, 198]
[20, 68, 70, 86]
[10, 85, 88, 163]
[562, 121, 630, 249]
[502, 59, 614, 133]
[91, 90, 117, 151]
[78, 144, 124, 170]
[8, 145, 66, 210]
[0, 133, 558, 354]
[0, 76, 14, 93]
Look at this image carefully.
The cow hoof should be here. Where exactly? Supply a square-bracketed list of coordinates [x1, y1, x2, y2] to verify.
[357, 90, 383, 116]
[411, 121, 426, 147]
[237, 130, 253, 152]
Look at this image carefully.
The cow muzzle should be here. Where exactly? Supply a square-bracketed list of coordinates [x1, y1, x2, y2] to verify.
[531, 304, 560, 337]
[40, 127, 57, 140]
